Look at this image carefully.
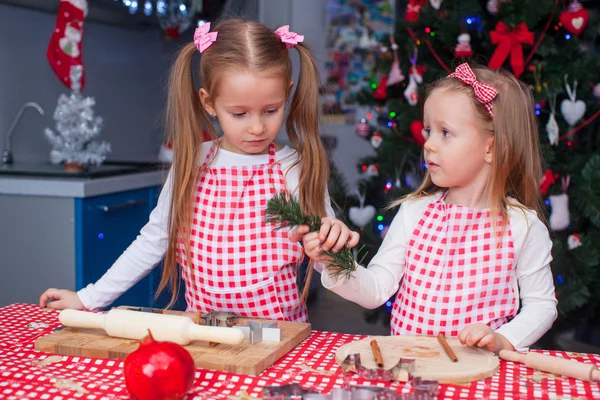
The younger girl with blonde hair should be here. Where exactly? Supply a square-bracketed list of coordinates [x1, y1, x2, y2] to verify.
[305, 63, 557, 353]
[40, 19, 359, 322]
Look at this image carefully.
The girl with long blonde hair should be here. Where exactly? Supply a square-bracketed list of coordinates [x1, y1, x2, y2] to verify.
[40, 19, 359, 322]
[305, 63, 557, 353]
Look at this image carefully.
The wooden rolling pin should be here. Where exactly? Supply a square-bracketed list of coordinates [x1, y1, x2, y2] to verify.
[59, 309, 245, 346]
[499, 350, 600, 382]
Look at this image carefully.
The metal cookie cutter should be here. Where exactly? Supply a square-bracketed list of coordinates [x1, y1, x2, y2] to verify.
[341, 353, 416, 382]
[200, 311, 238, 327]
[235, 321, 281, 344]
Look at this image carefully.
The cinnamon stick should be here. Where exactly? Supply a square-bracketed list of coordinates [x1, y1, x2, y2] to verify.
[437, 333, 458, 362]
[370, 339, 384, 368]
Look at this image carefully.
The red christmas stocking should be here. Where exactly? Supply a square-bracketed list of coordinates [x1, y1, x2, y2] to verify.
[47, 0, 87, 90]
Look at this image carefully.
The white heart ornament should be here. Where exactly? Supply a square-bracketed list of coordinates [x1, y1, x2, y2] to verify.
[571, 17, 584, 30]
[429, 0, 442, 10]
[560, 99, 586, 126]
[349, 205, 376, 228]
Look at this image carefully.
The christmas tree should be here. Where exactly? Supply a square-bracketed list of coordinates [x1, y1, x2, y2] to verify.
[45, 66, 110, 167]
[345, 0, 600, 339]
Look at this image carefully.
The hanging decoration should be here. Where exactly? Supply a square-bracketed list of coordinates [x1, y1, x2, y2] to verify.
[47, 0, 87, 90]
[371, 132, 384, 149]
[454, 33, 473, 58]
[373, 75, 389, 100]
[549, 176, 571, 231]
[387, 36, 405, 86]
[429, 0, 442, 10]
[404, 49, 426, 106]
[567, 233, 582, 250]
[348, 190, 377, 229]
[559, 0, 589, 36]
[540, 169, 558, 196]
[561, 75, 586, 127]
[409, 120, 426, 147]
[488, 22, 534, 78]
[546, 95, 559, 146]
[405, 0, 426, 22]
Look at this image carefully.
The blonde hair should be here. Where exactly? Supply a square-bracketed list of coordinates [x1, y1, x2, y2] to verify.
[157, 19, 328, 307]
[392, 64, 544, 228]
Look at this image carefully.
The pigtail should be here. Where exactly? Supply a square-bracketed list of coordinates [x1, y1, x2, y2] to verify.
[286, 43, 329, 217]
[285, 43, 330, 304]
[158, 42, 216, 308]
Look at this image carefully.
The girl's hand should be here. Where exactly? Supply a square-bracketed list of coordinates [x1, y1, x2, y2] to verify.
[458, 323, 515, 354]
[291, 218, 360, 265]
[39, 288, 86, 311]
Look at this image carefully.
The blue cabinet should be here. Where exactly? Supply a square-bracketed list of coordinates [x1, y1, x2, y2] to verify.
[75, 186, 160, 308]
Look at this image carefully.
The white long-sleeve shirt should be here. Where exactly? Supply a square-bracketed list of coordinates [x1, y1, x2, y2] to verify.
[322, 194, 558, 351]
[78, 142, 334, 310]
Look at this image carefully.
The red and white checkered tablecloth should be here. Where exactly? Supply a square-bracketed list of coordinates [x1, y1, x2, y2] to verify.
[1, 303, 599, 399]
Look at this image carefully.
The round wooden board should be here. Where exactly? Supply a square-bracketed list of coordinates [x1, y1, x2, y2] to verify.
[336, 336, 499, 384]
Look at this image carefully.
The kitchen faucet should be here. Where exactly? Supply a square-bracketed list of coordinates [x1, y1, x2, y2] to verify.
[2, 102, 45, 165]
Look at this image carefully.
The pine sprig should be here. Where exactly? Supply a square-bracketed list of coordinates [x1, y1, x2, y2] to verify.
[265, 192, 358, 278]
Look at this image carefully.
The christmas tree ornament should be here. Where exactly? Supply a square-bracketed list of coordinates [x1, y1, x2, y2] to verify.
[355, 118, 371, 137]
[366, 164, 380, 177]
[488, 22, 534, 78]
[265, 193, 357, 278]
[454, 33, 473, 58]
[540, 169, 558, 196]
[47, 0, 88, 90]
[429, 0, 442, 10]
[487, 0, 499, 15]
[568, 233, 582, 250]
[561, 75, 586, 126]
[44, 66, 110, 168]
[349, 190, 376, 228]
[405, 0, 425, 22]
[409, 120, 426, 147]
[593, 83, 600, 98]
[549, 176, 570, 231]
[124, 331, 195, 400]
[371, 132, 383, 149]
[373, 75, 389, 100]
[546, 96, 559, 146]
[387, 37, 405, 86]
[404, 64, 425, 106]
[559, 1, 589, 36]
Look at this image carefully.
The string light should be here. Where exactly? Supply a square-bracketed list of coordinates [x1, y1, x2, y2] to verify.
[377, 216, 384, 222]
[377, 224, 385, 231]
[367, 113, 373, 119]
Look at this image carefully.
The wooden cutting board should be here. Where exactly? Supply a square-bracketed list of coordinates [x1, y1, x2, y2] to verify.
[34, 308, 311, 376]
[336, 335, 499, 384]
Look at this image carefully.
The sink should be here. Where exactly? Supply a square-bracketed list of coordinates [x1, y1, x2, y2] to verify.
[0, 161, 167, 179]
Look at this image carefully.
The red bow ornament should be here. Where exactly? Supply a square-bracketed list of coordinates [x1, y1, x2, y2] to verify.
[488, 22, 534, 78]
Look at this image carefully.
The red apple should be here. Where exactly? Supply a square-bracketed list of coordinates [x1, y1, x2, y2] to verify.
[124, 330, 195, 400]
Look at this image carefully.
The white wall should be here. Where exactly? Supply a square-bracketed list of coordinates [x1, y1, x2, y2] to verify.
[0, 4, 182, 164]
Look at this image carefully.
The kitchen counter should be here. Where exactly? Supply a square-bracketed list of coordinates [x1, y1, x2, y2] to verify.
[0, 162, 168, 198]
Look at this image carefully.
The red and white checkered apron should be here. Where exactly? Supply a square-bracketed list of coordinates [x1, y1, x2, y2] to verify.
[177, 142, 307, 322]
[390, 194, 517, 337]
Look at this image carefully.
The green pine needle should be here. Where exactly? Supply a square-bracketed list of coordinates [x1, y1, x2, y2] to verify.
[265, 192, 359, 278]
